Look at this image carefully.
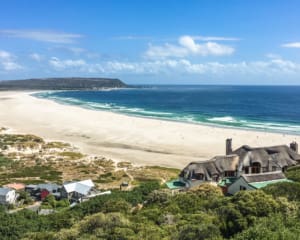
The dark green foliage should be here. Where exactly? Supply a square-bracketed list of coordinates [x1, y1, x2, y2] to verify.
[286, 165, 300, 182]
[0, 78, 127, 90]
[42, 194, 56, 208]
[17, 191, 33, 205]
[262, 181, 300, 201]
[232, 213, 300, 240]
[0, 154, 14, 167]
[231, 190, 279, 218]
[1, 181, 300, 240]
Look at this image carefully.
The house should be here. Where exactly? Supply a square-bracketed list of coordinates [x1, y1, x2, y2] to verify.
[25, 183, 61, 200]
[179, 154, 240, 188]
[61, 179, 95, 202]
[40, 189, 50, 201]
[3, 183, 25, 191]
[179, 139, 300, 191]
[37, 183, 61, 200]
[227, 171, 290, 195]
[0, 188, 17, 205]
[25, 184, 38, 194]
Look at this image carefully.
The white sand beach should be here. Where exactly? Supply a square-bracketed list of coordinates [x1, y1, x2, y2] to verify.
[0, 91, 300, 169]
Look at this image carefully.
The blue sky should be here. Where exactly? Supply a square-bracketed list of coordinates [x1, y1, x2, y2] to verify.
[0, 0, 300, 84]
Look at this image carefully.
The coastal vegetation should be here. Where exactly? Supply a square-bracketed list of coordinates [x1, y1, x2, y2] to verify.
[1, 129, 300, 239]
[0, 130, 179, 187]
[0, 181, 300, 239]
[0, 77, 128, 90]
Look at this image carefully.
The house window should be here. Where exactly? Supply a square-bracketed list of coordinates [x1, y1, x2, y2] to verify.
[193, 173, 204, 180]
[272, 166, 277, 171]
[251, 163, 261, 174]
[224, 171, 236, 177]
[240, 186, 247, 190]
[282, 166, 288, 172]
[244, 167, 249, 174]
[262, 167, 268, 173]
[212, 174, 219, 182]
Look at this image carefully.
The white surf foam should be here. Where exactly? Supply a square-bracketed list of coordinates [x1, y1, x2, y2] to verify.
[207, 116, 238, 123]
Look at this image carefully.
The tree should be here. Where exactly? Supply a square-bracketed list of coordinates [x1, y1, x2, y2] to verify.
[43, 194, 56, 208]
[18, 191, 33, 205]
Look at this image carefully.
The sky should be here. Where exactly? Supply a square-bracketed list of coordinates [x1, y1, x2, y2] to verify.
[0, 0, 300, 85]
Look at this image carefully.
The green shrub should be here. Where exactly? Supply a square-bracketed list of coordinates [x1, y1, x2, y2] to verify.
[263, 181, 300, 201]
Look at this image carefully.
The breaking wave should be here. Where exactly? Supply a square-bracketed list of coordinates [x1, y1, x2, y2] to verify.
[33, 88, 300, 135]
[207, 116, 239, 123]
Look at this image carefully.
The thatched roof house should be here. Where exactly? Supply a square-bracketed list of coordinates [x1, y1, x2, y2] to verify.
[179, 140, 300, 188]
[233, 145, 300, 171]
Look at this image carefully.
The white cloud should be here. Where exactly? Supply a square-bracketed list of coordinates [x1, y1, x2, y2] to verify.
[0, 50, 22, 71]
[47, 56, 300, 77]
[281, 42, 300, 48]
[29, 53, 43, 61]
[0, 50, 11, 59]
[0, 30, 83, 43]
[145, 35, 235, 59]
[145, 44, 188, 59]
[192, 36, 240, 41]
[49, 57, 86, 69]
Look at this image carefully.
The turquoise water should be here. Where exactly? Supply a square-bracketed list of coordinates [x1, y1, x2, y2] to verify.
[33, 85, 300, 134]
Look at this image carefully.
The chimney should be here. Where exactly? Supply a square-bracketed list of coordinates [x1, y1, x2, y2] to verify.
[290, 141, 298, 153]
[226, 138, 232, 155]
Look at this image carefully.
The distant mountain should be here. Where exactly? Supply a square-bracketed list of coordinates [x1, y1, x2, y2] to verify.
[0, 77, 128, 90]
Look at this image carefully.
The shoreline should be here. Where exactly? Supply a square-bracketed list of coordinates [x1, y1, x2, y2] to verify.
[33, 90, 300, 138]
[34, 90, 300, 136]
[37, 98, 300, 137]
[1, 91, 300, 169]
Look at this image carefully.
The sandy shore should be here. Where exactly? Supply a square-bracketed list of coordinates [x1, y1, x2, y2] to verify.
[0, 91, 300, 169]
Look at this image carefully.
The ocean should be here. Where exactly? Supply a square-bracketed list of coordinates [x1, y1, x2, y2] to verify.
[34, 85, 300, 134]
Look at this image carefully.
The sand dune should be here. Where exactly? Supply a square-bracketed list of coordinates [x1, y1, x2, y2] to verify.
[0, 91, 300, 169]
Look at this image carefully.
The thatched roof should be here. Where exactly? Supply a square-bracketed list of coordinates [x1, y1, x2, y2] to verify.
[180, 155, 238, 180]
[180, 144, 300, 181]
[214, 155, 239, 172]
[233, 145, 299, 168]
[242, 171, 286, 183]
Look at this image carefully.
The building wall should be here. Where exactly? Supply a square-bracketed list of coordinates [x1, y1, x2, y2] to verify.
[40, 189, 50, 201]
[179, 177, 219, 188]
[180, 177, 207, 188]
[6, 190, 16, 204]
[228, 177, 255, 195]
[61, 188, 69, 199]
[0, 190, 16, 205]
[0, 195, 6, 204]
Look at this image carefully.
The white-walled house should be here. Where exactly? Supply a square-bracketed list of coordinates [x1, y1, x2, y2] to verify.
[0, 187, 17, 205]
[227, 171, 289, 195]
[61, 179, 95, 202]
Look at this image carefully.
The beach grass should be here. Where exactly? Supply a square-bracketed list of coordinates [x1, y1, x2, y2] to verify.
[0, 131, 180, 188]
[58, 151, 84, 160]
[128, 166, 180, 184]
[0, 165, 62, 184]
[95, 170, 129, 184]
[43, 141, 71, 149]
